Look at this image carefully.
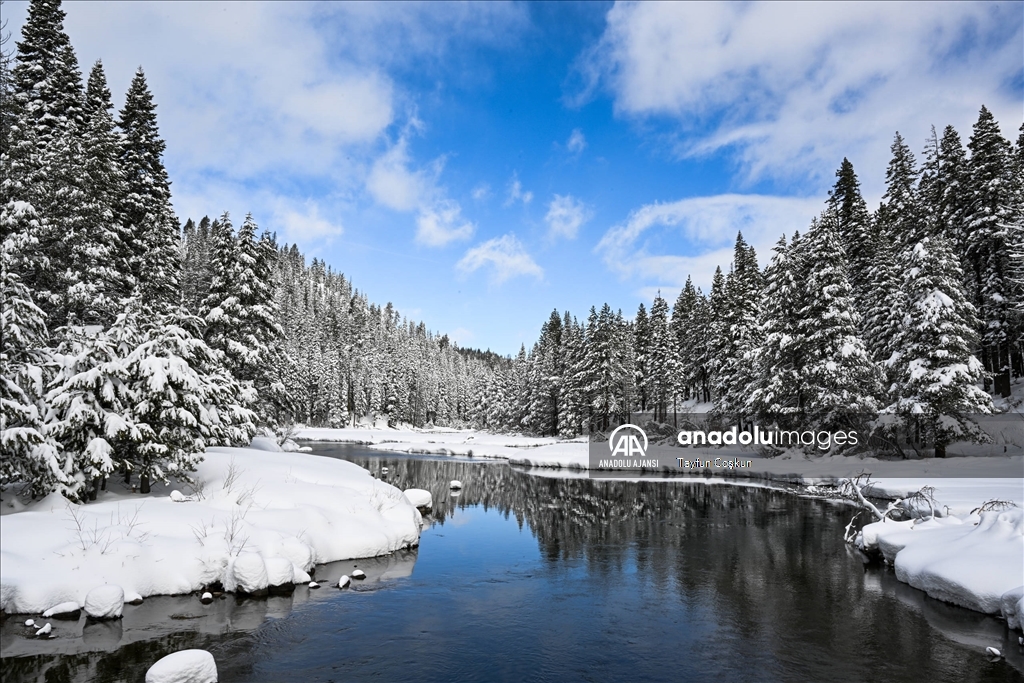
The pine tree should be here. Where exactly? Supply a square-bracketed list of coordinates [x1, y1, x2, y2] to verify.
[714, 233, 762, 420]
[748, 234, 806, 424]
[671, 277, 701, 402]
[797, 213, 879, 432]
[119, 68, 179, 311]
[1, 209, 64, 497]
[647, 293, 673, 422]
[633, 302, 650, 412]
[964, 105, 1016, 386]
[886, 235, 993, 456]
[527, 310, 562, 435]
[828, 158, 874, 310]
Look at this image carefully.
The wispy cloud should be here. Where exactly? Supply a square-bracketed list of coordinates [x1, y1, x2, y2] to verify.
[416, 201, 475, 247]
[566, 128, 587, 155]
[577, 2, 1023, 198]
[596, 194, 822, 292]
[457, 234, 544, 284]
[505, 173, 534, 206]
[545, 194, 593, 240]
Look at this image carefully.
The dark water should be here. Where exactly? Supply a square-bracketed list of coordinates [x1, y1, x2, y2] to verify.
[2, 444, 1021, 682]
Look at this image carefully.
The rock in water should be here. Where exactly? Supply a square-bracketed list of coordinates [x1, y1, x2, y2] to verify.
[84, 585, 124, 620]
[24, 619, 34, 627]
[351, 569, 366, 580]
[42, 601, 81, 620]
[337, 575, 351, 589]
[145, 649, 218, 683]
[34, 622, 52, 637]
[308, 581, 320, 589]
[200, 592, 214, 605]
[403, 488, 432, 509]
[986, 647, 1002, 657]
[449, 480, 462, 490]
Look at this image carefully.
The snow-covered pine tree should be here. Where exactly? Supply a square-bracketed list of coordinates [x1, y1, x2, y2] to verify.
[558, 313, 587, 437]
[714, 233, 762, 421]
[964, 105, 1017, 388]
[69, 60, 132, 327]
[705, 266, 728, 405]
[45, 308, 143, 500]
[125, 307, 256, 493]
[647, 293, 673, 422]
[1, 208, 64, 497]
[827, 158, 874, 313]
[748, 234, 806, 425]
[5, 0, 88, 326]
[670, 278, 700, 402]
[527, 310, 562, 435]
[118, 68, 180, 312]
[633, 302, 650, 413]
[798, 212, 879, 433]
[885, 235, 993, 456]
[864, 134, 921, 366]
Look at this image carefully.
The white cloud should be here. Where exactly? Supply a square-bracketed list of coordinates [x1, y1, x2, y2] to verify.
[505, 173, 534, 206]
[448, 327, 475, 345]
[579, 2, 1023, 198]
[566, 128, 587, 154]
[471, 183, 491, 201]
[366, 136, 432, 212]
[275, 201, 345, 243]
[416, 201, 475, 247]
[596, 194, 822, 292]
[545, 194, 593, 240]
[457, 234, 544, 284]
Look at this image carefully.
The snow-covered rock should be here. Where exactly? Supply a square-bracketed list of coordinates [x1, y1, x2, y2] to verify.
[403, 489, 432, 509]
[449, 480, 462, 490]
[860, 508, 1024, 618]
[169, 490, 187, 502]
[24, 619, 34, 627]
[351, 569, 366, 580]
[35, 622, 51, 637]
[986, 647, 1001, 657]
[84, 585, 124, 619]
[337, 575, 350, 589]
[200, 592, 213, 604]
[42, 601, 81, 620]
[145, 649, 218, 683]
[308, 581, 319, 589]
[225, 553, 268, 595]
[265, 557, 295, 593]
[1001, 586, 1024, 630]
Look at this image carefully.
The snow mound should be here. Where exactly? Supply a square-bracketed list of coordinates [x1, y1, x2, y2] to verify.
[225, 553, 268, 594]
[403, 489, 432, 509]
[0, 447, 421, 614]
[42, 601, 80, 619]
[1002, 586, 1024, 630]
[248, 436, 282, 452]
[84, 585, 124, 619]
[860, 508, 1024, 622]
[145, 649, 218, 683]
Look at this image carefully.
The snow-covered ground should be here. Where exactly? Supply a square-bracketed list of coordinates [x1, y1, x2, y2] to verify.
[0, 444, 421, 616]
[298, 424, 1023, 630]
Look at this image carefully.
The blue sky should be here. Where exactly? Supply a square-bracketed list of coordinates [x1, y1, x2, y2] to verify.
[7, 1, 1023, 355]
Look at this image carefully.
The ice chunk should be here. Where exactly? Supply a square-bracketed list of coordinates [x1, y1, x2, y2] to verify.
[84, 585, 124, 619]
[145, 649, 218, 683]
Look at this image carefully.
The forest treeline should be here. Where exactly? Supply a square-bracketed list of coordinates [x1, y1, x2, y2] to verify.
[2, 0, 1021, 502]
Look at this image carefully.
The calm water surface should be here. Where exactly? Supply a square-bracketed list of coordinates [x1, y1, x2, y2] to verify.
[2, 444, 1021, 682]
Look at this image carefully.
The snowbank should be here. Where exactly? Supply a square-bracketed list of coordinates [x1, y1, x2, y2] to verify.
[0, 446, 421, 615]
[403, 488, 432, 509]
[858, 508, 1024, 628]
[145, 649, 217, 683]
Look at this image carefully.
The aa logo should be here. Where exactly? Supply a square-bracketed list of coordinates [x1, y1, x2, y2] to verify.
[609, 424, 648, 458]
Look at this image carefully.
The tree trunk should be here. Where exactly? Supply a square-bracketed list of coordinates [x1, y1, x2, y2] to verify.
[140, 473, 150, 494]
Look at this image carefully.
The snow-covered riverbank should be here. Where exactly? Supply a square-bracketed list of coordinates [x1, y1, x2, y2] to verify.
[0, 445, 422, 616]
[298, 425, 1023, 632]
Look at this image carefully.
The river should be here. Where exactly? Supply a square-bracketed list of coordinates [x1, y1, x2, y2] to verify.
[1, 444, 1020, 682]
